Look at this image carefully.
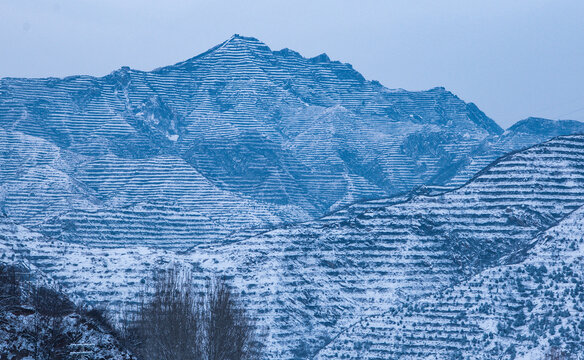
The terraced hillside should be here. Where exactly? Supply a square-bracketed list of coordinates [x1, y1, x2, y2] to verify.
[0, 126, 309, 249]
[446, 117, 584, 186]
[317, 204, 584, 359]
[3, 135, 584, 358]
[3, 34, 584, 249]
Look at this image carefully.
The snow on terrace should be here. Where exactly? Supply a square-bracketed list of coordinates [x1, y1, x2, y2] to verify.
[4, 135, 584, 358]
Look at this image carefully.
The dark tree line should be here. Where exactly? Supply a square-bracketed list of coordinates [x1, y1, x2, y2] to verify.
[120, 268, 260, 360]
[0, 263, 20, 312]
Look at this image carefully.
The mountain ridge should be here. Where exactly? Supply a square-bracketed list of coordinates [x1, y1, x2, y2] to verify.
[2, 35, 584, 359]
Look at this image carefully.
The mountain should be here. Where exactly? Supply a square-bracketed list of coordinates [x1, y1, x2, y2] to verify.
[3, 35, 584, 358]
[446, 117, 584, 186]
[4, 34, 583, 250]
[508, 117, 584, 136]
[4, 134, 584, 358]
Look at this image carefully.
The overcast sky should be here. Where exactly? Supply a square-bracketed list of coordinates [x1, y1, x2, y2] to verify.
[1, 0, 583, 128]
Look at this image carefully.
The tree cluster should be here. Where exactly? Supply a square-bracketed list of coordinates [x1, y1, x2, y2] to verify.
[120, 268, 260, 360]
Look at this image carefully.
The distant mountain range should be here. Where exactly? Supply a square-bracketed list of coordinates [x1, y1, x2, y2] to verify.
[2, 35, 584, 359]
[1, 34, 583, 250]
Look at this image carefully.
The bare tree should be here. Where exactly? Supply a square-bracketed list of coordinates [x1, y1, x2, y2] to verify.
[205, 278, 257, 360]
[0, 264, 21, 313]
[129, 268, 201, 360]
[123, 268, 259, 360]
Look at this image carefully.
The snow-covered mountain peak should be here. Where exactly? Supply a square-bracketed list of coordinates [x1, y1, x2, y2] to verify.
[1, 37, 583, 252]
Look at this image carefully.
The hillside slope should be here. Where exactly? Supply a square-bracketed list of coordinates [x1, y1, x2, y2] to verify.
[447, 117, 584, 186]
[3, 135, 584, 358]
[317, 204, 584, 359]
[0, 260, 135, 359]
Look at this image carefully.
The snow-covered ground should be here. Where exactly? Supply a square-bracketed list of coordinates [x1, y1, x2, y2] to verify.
[3, 135, 584, 358]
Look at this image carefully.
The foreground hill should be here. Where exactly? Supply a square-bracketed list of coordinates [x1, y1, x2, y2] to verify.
[317, 205, 584, 359]
[3, 134, 584, 358]
[2, 35, 583, 249]
[0, 261, 134, 359]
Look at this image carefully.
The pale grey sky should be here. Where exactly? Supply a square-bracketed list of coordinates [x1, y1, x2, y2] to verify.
[1, 0, 583, 128]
